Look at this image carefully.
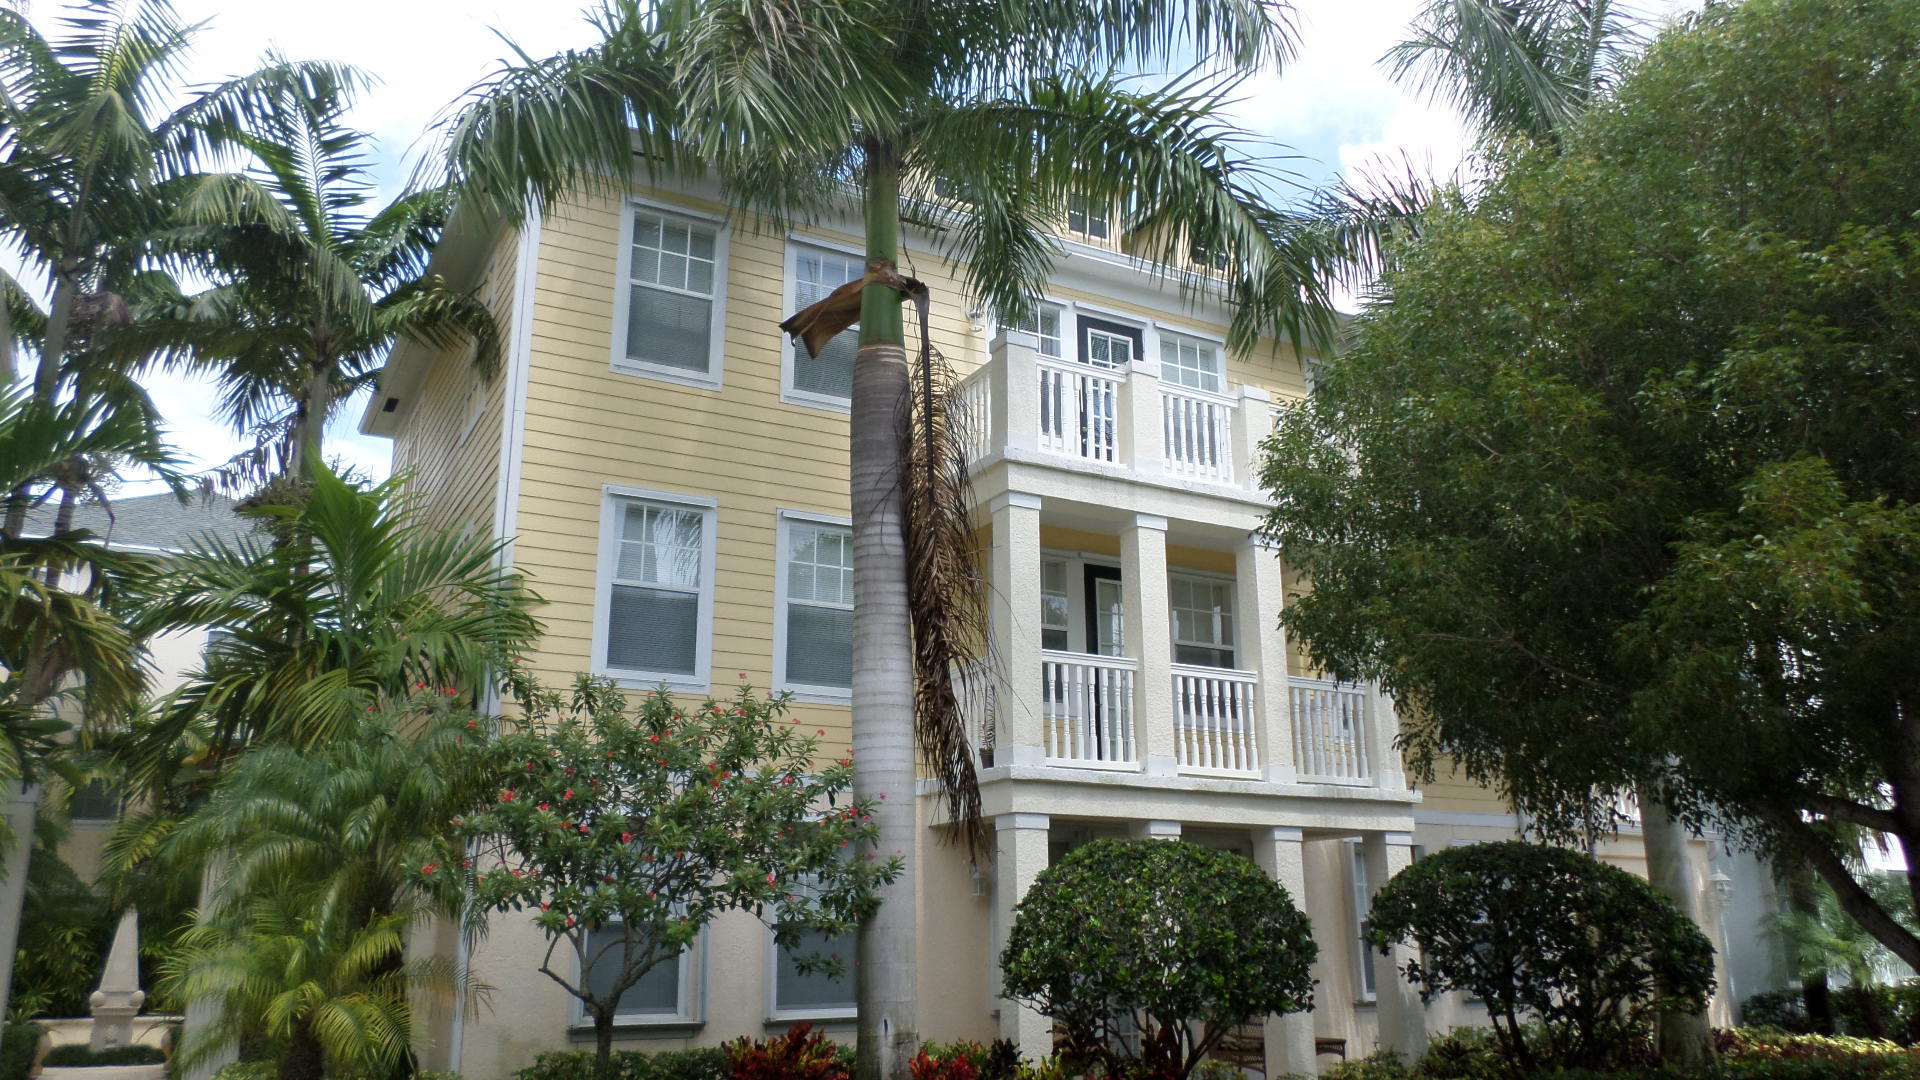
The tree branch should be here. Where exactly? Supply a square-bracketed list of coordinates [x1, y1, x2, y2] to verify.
[1761, 806, 1920, 972]
[1799, 790, 1899, 834]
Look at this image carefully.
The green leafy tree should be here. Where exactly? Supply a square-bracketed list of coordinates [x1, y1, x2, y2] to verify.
[1362, 841, 1714, 1073]
[158, 705, 485, 1080]
[1000, 838, 1316, 1079]
[451, 675, 897, 1079]
[435, 5, 1355, 1070]
[1260, 0, 1920, 973]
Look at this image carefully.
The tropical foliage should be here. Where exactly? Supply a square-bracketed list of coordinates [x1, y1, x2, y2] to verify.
[1260, 0, 1920, 970]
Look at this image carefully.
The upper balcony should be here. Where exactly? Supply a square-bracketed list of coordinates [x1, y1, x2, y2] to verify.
[953, 330, 1277, 509]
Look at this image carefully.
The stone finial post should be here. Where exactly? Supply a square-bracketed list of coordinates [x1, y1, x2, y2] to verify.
[89, 907, 145, 1052]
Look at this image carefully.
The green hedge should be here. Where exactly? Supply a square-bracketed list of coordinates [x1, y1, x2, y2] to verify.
[1295, 1028, 1920, 1080]
[0, 1023, 41, 1080]
[42, 1042, 168, 1066]
[513, 1046, 730, 1080]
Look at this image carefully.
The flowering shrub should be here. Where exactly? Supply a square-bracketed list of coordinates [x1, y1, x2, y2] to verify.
[445, 675, 897, 1076]
[725, 1023, 852, 1080]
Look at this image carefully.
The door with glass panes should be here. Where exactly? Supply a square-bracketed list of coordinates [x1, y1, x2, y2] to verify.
[1039, 560, 1129, 759]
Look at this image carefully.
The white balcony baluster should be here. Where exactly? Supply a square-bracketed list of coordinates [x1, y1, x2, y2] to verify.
[1037, 359, 1121, 464]
[1173, 665, 1259, 774]
[1041, 650, 1137, 767]
[953, 365, 993, 464]
[1288, 676, 1372, 784]
[1160, 386, 1235, 483]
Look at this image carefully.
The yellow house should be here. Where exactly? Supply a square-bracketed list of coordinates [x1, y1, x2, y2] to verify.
[363, 180, 1778, 1078]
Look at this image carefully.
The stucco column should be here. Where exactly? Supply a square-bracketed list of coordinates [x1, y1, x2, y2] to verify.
[1231, 385, 1273, 491]
[1235, 536, 1295, 783]
[1123, 354, 1164, 478]
[1365, 684, 1406, 790]
[989, 491, 1046, 766]
[994, 813, 1053, 1059]
[1130, 819, 1182, 840]
[989, 329, 1040, 457]
[1121, 513, 1174, 774]
[0, 782, 36, 1025]
[1251, 826, 1317, 1077]
[1361, 832, 1426, 1058]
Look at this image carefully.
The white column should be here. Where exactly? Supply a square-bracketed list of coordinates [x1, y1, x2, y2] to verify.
[989, 329, 1040, 457]
[0, 782, 37, 1025]
[994, 813, 1053, 1059]
[1361, 832, 1426, 1058]
[1130, 819, 1182, 840]
[1121, 513, 1174, 774]
[1231, 385, 1273, 491]
[1252, 826, 1317, 1077]
[989, 491, 1046, 767]
[1366, 684, 1406, 789]
[1236, 535, 1296, 783]
[1123, 354, 1164, 478]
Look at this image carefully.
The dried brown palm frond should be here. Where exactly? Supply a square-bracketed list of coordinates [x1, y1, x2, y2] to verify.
[896, 281, 990, 856]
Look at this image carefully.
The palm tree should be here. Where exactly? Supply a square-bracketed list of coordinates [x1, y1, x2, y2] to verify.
[159, 712, 485, 1080]
[1385, 0, 1646, 148]
[121, 460, 542, 784]
[0, 0, 351, 528]
[434, 2, 1351, 1074]
[140, 64, 501, 491]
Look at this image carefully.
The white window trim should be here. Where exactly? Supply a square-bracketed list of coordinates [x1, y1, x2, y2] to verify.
[1168, 569, 1237, 664]
[570, 920, 706, 1027]
[591, 484, 718, 694]
[1155, 326, 1230, 396]
[763, 922, 859, 1022]
[609, 198, 730, 391]
[780, 235, 866, 413]
[1348, 839, 1378, 1004]
[773, 509, 854, 704]
[1067, 303, 1154, 375]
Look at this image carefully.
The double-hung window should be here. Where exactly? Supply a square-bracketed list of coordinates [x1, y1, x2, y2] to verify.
[772, 923, 858, 1019]
[578, 920, 697, 1024]
[1160, 332, 1224, 393]
[1169, 573, 1235, 668]
[1011, 303, 1064, 360]
[786, 244, 863, 406]
[777, 514, 853, 698]
[599, 490, 715, 690]
[615, 205, 725, 387]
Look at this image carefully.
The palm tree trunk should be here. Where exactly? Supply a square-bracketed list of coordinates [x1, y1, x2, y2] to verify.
[280, 1014, 326, 1080]
[289, 359, 334, 483]
[2, 267, 80, 540]
[1638, 784, 1715, 1068]
[851, 145, 918, 1080]
[1783, 860, 1835, 1033]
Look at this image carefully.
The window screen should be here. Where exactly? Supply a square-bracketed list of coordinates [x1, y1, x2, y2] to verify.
[792, 247, 862, 400]
[606, 499, 705, 677]
[775, 927, 857, 1013]
[625, 210, 718, 375]
[784, 521, 853, 689]
[583, 924, 685, 1018]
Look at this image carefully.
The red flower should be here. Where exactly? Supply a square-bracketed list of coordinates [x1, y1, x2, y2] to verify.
[415, 682, 426, 690]
[461, 858, 473, 868]
[537, 803, 550, 811]
[578, 824, 589, 834]
[421, 863, 438, 875]
[500, 790, 516, 802]
[621, 832, 634, 843]
[443, 687, 457, 696]
[563, 789, 574, 801]
[650, 734, 660, 743]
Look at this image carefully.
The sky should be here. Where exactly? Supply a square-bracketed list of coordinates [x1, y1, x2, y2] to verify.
[28, 0, 1690, 491]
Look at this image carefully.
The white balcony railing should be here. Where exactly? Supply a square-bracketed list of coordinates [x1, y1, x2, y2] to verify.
[1161, 386, 1234, 483]
[1172, 664, 1259, 774]
[955, 332, 1274, 493]
[1289, 676, 1372, 784]
[1042, 650, 1137, 766]
[1037, 358, 1121, 463]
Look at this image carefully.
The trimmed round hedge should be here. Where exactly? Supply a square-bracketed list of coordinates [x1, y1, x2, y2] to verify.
[1000, 838, 1316, 1077]
[1363, 840, 1714, 1070]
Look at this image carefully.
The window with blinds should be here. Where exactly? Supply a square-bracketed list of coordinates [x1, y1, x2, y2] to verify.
[1067, 194, 1110, 239]
[604, 496, 708, 682]
[621, 208, 720, 380]
[1169, 573, 1235, 668]
[788, 245, 862, 403]
[1161, 331, 1223, 393]
[781, 518, 853, 693]
[580, 922, 691, 1021]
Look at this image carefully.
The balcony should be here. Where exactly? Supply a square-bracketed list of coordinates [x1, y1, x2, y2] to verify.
[952, 331, 1274, 498]
[967, 648, 1386, 788]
